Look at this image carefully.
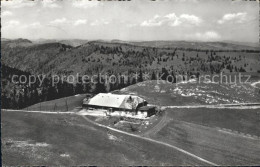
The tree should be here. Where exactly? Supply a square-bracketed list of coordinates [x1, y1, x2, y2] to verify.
[161, 68, 169, 80]
[171, 71, 176, 83]
[47, 86, 57, 100]
[94, 74, 106, 93]
[1, 92, 10, 109]
[151, 71, 156, 80]
[128, 96, 139, 115]
[32, 88, 39, 104]
[75, 78, 83, 94]
[18, 92, 24, 109]
[138, 70, 143, 82]
[82, 78, 91, 93]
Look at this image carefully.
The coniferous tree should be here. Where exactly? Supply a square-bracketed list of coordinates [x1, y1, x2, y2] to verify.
[95, 74, 106, 93]
[151, 71, 156, 80]
[138, 70, 143, 82]
[161, 68, 169, 80]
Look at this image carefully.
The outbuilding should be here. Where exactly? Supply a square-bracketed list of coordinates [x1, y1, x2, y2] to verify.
[138, 106, 157, 117]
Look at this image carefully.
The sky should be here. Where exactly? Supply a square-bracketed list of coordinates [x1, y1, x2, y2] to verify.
[1, 0, 259, 42]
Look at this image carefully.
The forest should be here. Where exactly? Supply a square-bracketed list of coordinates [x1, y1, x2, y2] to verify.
[1, 39, 260, 109]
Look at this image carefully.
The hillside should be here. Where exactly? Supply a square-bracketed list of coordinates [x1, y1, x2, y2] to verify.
[117, 79, 260, 106]
[2, 38, 260, 109]
[32, 39, 89, 47]
[152, 108, 260, 165]
[1, 65, 32, 109]
[1, 39, 72, 74]
[1, 38, 33, 48]
[1, 65, 81, 110]
[2, 39, 260, 76]
[2, 110, 209, 166]
[130, 41, 260, 50]
[223, 40, 260, 48]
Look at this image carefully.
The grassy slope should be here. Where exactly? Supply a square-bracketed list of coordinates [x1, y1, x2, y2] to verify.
[119, 80, 260, 106]
[25, 94, 86, 111]
[2, 40, 260, 76]
[130, 41, 260, 50]
[1, 111, 208, 166]
[4, 81, 260, 165]
[167, 108, 260, 136]
[24, 77, 260, 111]
[148, 108, 260, 165]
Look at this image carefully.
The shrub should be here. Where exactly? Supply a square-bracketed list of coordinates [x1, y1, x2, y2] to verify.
[129, 124, 139, 132]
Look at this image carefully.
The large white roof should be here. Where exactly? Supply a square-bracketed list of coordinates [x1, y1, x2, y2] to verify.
[84, 93, 146, 110]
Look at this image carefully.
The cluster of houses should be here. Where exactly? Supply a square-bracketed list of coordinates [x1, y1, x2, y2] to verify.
[82, 93, 156, 118]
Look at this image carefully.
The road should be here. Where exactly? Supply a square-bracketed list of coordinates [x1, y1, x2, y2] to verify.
[1, 109, 219, 166]
[3, 105, 260, 165]
[148, 103, 260, 109]
[80, 115, 218, 166]
[1, 109, 75, 114]
[142, 110, 171, 137]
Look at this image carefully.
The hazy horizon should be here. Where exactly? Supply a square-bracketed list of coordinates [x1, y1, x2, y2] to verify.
[2, 0, 259, 43]
[2, 37, 259, 44]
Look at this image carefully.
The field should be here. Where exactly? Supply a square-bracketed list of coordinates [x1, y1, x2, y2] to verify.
[2, 107, 260, 165]
[2, 4, 260, 166]
[118, 79, 260, 106]
[145, 108, 260, 165]
[2, 80, 260, 165]
[25, 94, 87, 111]
[167, 108, 260, 136]
[2, 111, 209, 166]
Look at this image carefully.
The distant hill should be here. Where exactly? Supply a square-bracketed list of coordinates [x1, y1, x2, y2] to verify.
[118, 80, 260, 106]
[2, 38, 260, 109]
[1, 38, 33, 48]
[129, 41, 260, 50]
[32, 39, 89, 47]
[1, 40, 73, 73]
[223, 40, 260, 48]
[2, 39, 260, 76]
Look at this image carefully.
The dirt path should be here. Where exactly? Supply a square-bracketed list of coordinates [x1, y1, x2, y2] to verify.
[81, 115, 218, 166]
[142, 111, 171, 137]
[251, 81, 260, 88]
[4, 106, 258, 165]
[158, 103, 260, 109]
[2, 109, 75, 114]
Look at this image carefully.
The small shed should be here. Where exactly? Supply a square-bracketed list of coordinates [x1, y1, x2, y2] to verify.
[138, 106, 156, 117]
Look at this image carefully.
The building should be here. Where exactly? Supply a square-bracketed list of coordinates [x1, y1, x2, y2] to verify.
[83, 93, 147, 111]
[82, 93, 158, 118]
[138, 106, 157, 117]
